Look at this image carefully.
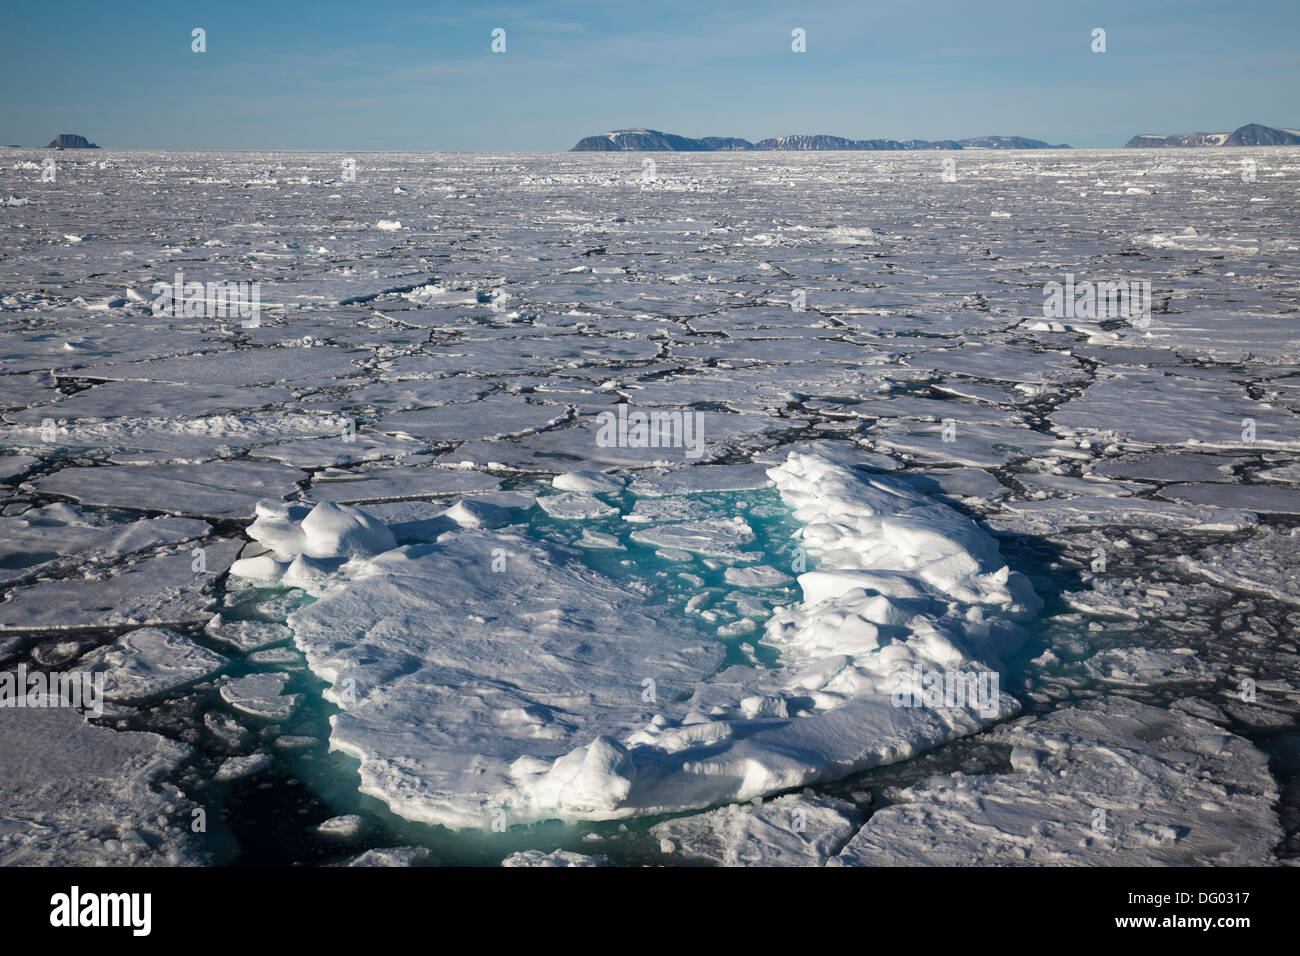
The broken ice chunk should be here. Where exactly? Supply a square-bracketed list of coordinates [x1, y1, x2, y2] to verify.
[219, 673, 302, 720]
[502, 849, 608, 867]
[629, 518, 756, 558]
[574, 530, 625, 550]
[552, 470, 627, 493]
[215, 753, 274, 782]
[537, 492, 618, 520]
[74, 627, 227, 702]
[724, 565, 794, 588]
[315, 815, 368, 840]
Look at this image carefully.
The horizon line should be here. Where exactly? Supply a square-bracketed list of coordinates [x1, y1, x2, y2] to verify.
[18, 121, 1296, 153]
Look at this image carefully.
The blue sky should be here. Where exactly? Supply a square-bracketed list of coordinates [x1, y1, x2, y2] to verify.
[2, 0, 1296, 150]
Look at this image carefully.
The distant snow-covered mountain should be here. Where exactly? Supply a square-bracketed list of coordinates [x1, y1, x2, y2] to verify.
[697, 136, 757, 150]
[1125, 123, 1300, 147]
[958, 135, 1070, 149]
[571, 129, 1066, 151]
[571, 129, 714, 151]
[752, 134, 963, 150]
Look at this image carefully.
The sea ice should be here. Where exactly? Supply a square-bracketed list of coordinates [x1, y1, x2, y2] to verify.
[214, 753, 274, 782]
[832, 697, 1281, 866]
[650, 792, 861, 867]
[285, 451, 1039, 828]
[315, 815, 368, 840]
[536, 491, 619, 520]
[0, 706, 203, 865]
[219, 673, 302, 720]
[723, 565, 794, 588]
[28, 461, 306, 519]
[73, 627, 227, 702]
[501, 849, 608, 867]
[0, 541, 241, 631]
[628, 518, 757, 559]
[4, 148, 1298, 865]
[552, 470, 627, 493]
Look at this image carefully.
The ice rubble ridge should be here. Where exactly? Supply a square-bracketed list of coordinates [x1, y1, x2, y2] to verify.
[231, 499, 397, 590]
[230, 497, 509, 593]
[232, 452, 1041, 828]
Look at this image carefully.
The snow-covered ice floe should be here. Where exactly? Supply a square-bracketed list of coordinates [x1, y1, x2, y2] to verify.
[831, 697, 1282, 866]
[0, 706, 204, 865]
[268, 450, 1038, 828]
[651, 791, 863, 867]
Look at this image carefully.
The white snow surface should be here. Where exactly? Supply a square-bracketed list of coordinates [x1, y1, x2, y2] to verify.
[651, 791, 862, 866]
[0, 706, 204, 865]
[832, 697, 1281, 866]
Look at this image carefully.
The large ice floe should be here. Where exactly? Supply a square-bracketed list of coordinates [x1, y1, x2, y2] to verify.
[228, 450, 1040, 828]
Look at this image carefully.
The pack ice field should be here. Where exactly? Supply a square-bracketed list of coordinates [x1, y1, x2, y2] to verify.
[0, 148, 1297, 867]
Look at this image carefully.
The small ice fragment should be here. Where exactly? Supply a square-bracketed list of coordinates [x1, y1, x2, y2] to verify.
[537, 492, 618, 520]
[553, 471, 626, 493]
[574, 529, 624, 550]
[219, 673, 302, 720]
[724, 565, 794, 588]
[502, 849, 607, 867]
[315, 815, 367, 840]
[215, 753, 274, 782]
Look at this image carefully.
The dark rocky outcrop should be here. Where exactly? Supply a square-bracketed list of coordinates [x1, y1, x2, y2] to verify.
[572, 129, 1067, 151]
[571, 129, 713, 151]
[958, 135, 1070, 149]
[698, 136, 756, 150]
[47, 134, 99, 149]
[1225, 123, 1300, 146]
